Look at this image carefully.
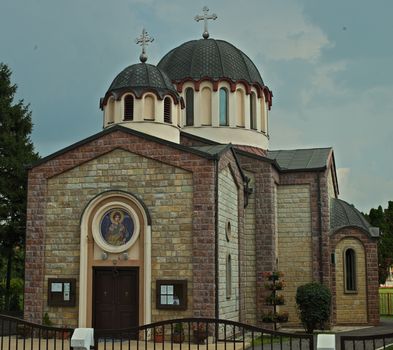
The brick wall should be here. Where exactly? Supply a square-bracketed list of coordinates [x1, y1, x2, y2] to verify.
[243, 171, 256, 324]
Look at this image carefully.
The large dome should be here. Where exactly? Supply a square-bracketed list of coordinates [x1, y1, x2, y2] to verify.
[102, 63, 180, 103]
[157, 38, 265, 87]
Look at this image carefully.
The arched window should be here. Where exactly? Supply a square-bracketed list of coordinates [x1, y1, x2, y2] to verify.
[226, 254, 232, 299]
[200, 87, 212, 125]
[144, 95, 155, 120]
[124, 95, 134, 121]
[163, 97, 172, 123]
[219, 88, 228, 126]
[250, 92, 257, 130]
[345, 248, 356, 292]
[185, 88, 194, 126]
[236, 89, 245, 127]
[107, 97, 115, 124]
[261, 98, 267, 133]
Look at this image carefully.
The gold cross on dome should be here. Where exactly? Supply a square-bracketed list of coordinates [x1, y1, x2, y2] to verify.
[135, 28, 154, 63]
[194, 6, 217, 39]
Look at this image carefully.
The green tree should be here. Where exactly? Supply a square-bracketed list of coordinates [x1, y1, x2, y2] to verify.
[365, 201, 393, 284]
[0, 63, 39, 311]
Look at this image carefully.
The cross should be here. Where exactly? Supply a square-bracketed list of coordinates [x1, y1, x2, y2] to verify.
[135, 28, 154, 63]
[194, 6, 217, 39]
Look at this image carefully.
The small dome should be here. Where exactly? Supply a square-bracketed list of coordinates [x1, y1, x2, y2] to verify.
[102, 63, 180, 106]
[330, 198, 379, 237]
[157, 38, 265, 87]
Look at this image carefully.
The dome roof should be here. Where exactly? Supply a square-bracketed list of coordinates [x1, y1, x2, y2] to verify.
[330, 198, 379, 237]
[102, 63, 180, 104]
[157, 38, 265, 87]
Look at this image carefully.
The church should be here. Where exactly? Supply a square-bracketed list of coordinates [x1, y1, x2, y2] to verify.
[24, 8, 380, 330]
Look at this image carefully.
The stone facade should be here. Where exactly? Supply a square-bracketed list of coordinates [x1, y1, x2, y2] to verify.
[277, 184, 313, 324]
[24, 127, 380, 328]
[218, 166, 239, 321]
[243, 171, 256, 325]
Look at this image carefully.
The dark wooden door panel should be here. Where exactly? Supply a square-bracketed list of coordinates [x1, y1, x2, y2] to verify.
[93, 267, 139, 330]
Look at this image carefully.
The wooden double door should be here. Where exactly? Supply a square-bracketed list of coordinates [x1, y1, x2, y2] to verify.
[93, 267, 139, 330]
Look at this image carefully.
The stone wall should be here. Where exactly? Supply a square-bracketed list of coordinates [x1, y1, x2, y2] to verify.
[217, 166, 239, 321]
[334, 237, 367, 324]
[277, 184, 313, 324]
[330, 229, 379, 325]
[43, 148, 194, 326]
[25, 127, 217, 324]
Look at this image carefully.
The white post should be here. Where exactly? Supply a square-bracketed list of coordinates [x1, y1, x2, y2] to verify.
[317, 334, 335, 350]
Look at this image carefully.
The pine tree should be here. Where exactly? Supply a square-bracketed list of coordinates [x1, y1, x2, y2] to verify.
[366, 202, 393, 284]
[0, 63, 39, 311]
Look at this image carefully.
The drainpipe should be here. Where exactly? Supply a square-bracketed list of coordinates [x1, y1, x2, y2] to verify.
[317, 172, 324, 283]
[214, 159, 219, 320]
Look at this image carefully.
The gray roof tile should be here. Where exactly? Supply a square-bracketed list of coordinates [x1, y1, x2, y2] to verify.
[330, 198, 379, 237]
[267, 148, 332, 170]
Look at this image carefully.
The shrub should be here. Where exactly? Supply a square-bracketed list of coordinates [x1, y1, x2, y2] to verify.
[295, 282, 331, 333]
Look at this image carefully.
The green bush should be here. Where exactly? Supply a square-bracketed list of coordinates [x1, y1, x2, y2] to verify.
[295, 282, 331, 333]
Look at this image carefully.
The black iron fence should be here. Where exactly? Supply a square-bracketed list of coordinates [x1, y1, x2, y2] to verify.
[0, 314, 314, 350]
[341, 332, 393, 350]
[94, 318, 314, 350]
[0, 313, 73, 350]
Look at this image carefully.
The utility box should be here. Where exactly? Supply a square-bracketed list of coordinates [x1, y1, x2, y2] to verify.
[71, 328, 94, 350]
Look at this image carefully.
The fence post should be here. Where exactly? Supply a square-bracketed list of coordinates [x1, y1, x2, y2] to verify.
[317, 334, 335, 350]
[71, 328, 94, 350]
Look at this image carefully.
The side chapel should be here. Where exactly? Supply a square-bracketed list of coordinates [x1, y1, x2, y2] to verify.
[24, 9, 380, 329]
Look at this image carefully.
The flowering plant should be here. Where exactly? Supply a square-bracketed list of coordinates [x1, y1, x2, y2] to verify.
[192, 322, 211, 334]
[264, 280, 285, 290]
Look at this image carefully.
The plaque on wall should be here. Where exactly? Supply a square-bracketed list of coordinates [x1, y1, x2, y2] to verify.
[48, 278, 76, 307]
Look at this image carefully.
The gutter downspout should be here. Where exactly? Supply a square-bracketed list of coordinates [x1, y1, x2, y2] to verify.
[214, 159, 219, 320]
[317, 171, 324, 283]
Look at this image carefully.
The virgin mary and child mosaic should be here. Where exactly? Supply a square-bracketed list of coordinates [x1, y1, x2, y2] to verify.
[100, 209, 134, 246]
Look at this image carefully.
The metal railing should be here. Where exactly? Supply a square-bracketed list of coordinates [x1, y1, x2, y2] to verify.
[341, 332, 393, 350]
[0, 313, 73, 350]
[0, 315, 314, 350]
[94, 318, 314, 350]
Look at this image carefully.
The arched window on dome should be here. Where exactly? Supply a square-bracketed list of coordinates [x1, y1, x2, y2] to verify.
[185, 88, 194, 126]
[164, 97, 172, 124]
[250, 92, 257, 130]
[236, 89, 245, 127]
[144, 95, 155, 120]
[261, 97, 267, 133]
[124, 95, 134, 121]
[201, 87, 212, 125]
[219, 88, 228, 126]
[107, 97, 115, 124]
[344, 248, 356, 292]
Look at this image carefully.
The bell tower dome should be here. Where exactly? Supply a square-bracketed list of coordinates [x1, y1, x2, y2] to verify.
[157, 7, 273, 150]
[100, 29, 183, 143]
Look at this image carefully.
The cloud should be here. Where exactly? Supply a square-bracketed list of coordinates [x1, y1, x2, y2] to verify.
[215, 0, 331, 62]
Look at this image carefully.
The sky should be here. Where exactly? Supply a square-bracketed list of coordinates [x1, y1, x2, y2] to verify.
[1, 0, 392, 213]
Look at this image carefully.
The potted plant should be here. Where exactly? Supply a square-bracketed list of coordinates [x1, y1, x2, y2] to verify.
[172, 323, 184, 343]
[154, 327, 164, 343]
[192, 322, 210, 344]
